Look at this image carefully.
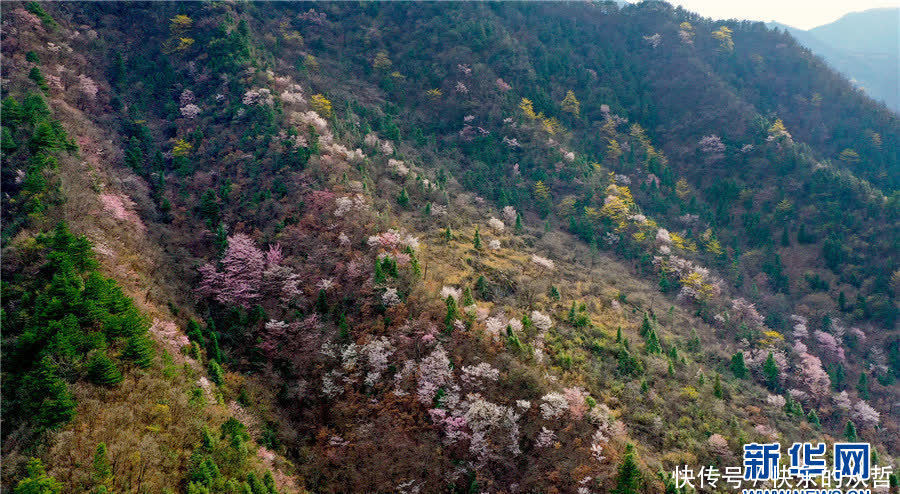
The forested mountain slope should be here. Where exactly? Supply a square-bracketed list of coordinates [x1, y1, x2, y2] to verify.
[768, 8, 900, 111]
[2, 2, 898, 492]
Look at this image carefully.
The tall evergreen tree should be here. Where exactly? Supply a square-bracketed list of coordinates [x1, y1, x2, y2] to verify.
[87, 353, 123, 386]
[730, 352, 748, 379]
[614, 443, 642, 494]
[763, 352, 779, 391]
[844, 420, 858, 441]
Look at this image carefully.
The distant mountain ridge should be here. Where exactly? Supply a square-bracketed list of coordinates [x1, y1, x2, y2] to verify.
[767, 8, 899, 111]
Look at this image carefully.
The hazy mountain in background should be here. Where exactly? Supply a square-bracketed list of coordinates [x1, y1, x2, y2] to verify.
[768, 8, 899, 111]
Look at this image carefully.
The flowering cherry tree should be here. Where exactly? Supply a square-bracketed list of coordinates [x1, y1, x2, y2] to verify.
[698, 135, 725, 163]
[198, 234, 266, 307]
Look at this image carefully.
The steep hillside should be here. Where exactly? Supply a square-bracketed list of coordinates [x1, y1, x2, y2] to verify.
[2, 2, 898, 493]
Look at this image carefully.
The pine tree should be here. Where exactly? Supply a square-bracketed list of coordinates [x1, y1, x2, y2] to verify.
[645, 330, 661, 354]
[444, 295, 458, 332]
[263, 471, 277, 493]
[92, 443, 112, 488]
[658, 272, 673, 292]
[2, 96, 23, 127]
[687, 328, 701, 352]
[561, 90, 580, 116]
[713, 373, 723, 399]
[186, 319, 204, 343]
[763, 352, 779, 391]
[444, 225, 453, 241]
[29, 121, 57, 152]
[549, 285, 560, 301]
[462, 286, 474, 307]
[121, 334, 154, 368]
[616, 327, 622, 343]
[568, 302, 577, 323]
[640, 314, 652, 337]
[23, 356, 77, 429]
[201, 426, 215, 452]
[87, 353, 123, 386]
[373, 257, 386, 284]
[514, 213, 523, 233]
[844, 420, 858, 441]
[397, 187, 409, 207]
[857, 372, 869, 400]
[475, 275, 489, 300]
[208, 331, 223, 363]
[618, 348, 642, 376]
[315, 289, 328, 314]
[473, 227, 482, 249]
[208, 360, 225, 386]
[832, 363, 846, 390]
[614, 443, 642, 494]
[247, 472, 266, 494]
[199, 190, 219, 224]
[29, 66, 49, 91]
[2, 126, 17, 153]
[807, 409, 821, 429]
[338, 313, 350, 341]
[730, 352, 748, 379]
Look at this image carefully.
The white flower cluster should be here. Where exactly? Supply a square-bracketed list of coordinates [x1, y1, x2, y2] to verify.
[360, 336, 394, 385]
[180, 103, 201, 119]
[461, 362, 500, 386]
[417, 346, 452, 404]
[766, 394, 786, 408]
[535, 427, 557, 448]
[488, 217, 505, 232]
[388, 158, 409, 176]
[502, 206, 517, 224]
[382, 288, 401, 307]
[790, 314, 809, 339]
[280, 84, 306, 104]
[322, 141, 365, 163]
[503, 136, 521, 147]
[295, 110, 329, 133]
[656, 228, 671, 244]
[643, 33, 662, 48]
[531, 310, 553, 331]
[539, 392, 569, 420]
[441, 286, 462, 301]
[484, 316, 507, 341]
[531, 254, 554, 270]
[242, 88, 274, 106]
[334, 194, 366, 217]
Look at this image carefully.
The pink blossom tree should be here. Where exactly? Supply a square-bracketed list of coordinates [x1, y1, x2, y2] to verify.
[851, 400, 880, 428]
[797, 351, 831, 399]
[198, 233, 266, 308]
[814, 330, 845, 362]
[698, 135, 725, 163]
